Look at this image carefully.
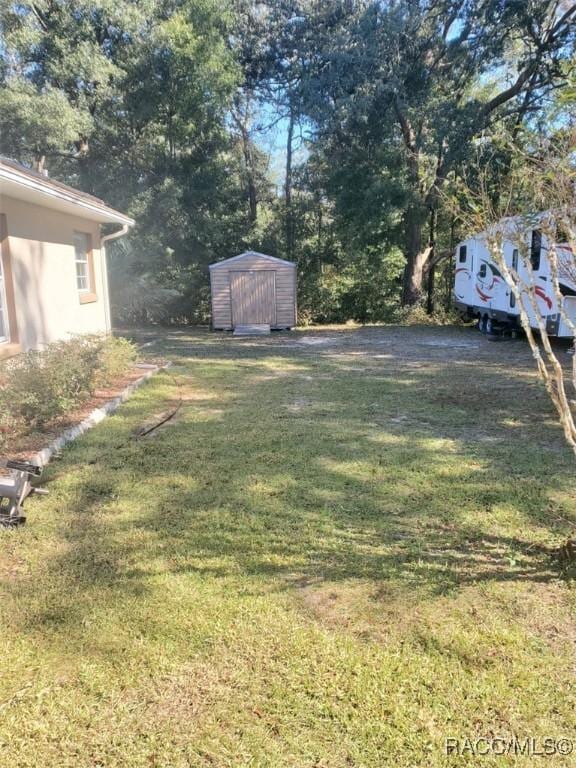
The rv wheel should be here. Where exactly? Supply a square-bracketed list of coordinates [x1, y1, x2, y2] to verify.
[478, 317, 487, 333]
[486, 318, 494, 335]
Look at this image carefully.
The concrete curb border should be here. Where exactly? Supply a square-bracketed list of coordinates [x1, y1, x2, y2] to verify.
[31, 362, 170, 468]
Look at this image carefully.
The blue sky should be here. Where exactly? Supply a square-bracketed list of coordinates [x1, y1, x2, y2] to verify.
[252, 102, 311, 191]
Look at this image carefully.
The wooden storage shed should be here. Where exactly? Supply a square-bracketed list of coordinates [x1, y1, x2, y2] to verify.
[209, 251, 297, 331]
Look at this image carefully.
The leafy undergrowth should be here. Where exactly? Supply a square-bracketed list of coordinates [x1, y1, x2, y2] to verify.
[0, 335, 137, 452]
[1, 326, 575, 767]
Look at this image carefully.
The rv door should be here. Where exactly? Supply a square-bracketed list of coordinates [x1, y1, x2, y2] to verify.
[454, 242, 472, 304]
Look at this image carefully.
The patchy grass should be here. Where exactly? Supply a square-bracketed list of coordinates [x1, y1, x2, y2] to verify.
[1, 325, 575, 767]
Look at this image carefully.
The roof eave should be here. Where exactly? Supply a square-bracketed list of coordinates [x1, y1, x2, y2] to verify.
[0, 167, 135, 226]
[209, 251, 295, 269]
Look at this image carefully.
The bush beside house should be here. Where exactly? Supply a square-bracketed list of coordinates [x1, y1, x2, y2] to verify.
[0, 335, 137, 449]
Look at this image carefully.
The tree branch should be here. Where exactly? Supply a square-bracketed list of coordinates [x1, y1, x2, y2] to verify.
[479, 3, 576, 121]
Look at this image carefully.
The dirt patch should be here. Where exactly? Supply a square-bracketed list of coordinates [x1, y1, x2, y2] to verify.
[285, 397, 311, 412]
[135, 661, 235, 724]
[296, 578, 428, 643]
[418, 339, 481, 349]
[297, 335, 341, 346]
[296, 576, 576, 664]
[250, 371, 293, 382]
[0, 547, 29, 580]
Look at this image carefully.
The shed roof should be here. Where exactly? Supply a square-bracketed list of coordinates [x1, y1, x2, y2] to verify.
[209, 251, 296, 270]
[0, 156, 134, 226]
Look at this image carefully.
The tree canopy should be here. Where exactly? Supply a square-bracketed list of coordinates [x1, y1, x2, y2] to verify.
[1, 0, 575, 322]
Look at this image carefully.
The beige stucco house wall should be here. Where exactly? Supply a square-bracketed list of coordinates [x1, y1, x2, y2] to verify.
[0, 158, 134, 360]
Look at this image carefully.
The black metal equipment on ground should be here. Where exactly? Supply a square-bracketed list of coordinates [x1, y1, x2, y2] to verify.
[0, 459, 46, 527]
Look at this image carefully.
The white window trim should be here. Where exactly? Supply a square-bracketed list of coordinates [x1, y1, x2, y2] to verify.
[0, 253, 9, 344]
[74, 232, 92, 294]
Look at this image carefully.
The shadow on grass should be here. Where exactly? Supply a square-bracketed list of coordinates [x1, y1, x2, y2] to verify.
[7, 326, 574, 642]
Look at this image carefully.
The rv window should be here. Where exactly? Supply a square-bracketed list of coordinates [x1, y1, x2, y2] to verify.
[458, 245, 467, 263]
[479, 263, 487, 278]
[510, 292, 516, 309]
[512, 249, 519, 271]
[530, 230, 541, 271]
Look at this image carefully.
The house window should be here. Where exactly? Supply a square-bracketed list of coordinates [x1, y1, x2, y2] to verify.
[74, 232, 90, 292]
[530, 230, 541, 271]
[458, 245, 467, 263]
[0, 253, 8, 343]
[73, 232, 96, 303]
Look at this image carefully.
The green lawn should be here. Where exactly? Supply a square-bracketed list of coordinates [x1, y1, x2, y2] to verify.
[1, 326, 575, 767]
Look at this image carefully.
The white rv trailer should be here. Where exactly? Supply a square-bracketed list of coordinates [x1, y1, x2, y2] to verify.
[454, 218, 576, 337]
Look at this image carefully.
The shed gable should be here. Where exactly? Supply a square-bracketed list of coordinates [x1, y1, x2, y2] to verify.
[209, 251, 296, 270]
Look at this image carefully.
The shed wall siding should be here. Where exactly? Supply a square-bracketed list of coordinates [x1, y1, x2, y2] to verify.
[210, 270, 233, 328]
[210, 254, 296, 329]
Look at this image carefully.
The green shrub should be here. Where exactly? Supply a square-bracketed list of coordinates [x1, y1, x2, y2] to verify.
[0, 335, 138, 429]
[0, 408, 20, 451]
[95, 336, 138, 388]
[396, 303, 464, 327]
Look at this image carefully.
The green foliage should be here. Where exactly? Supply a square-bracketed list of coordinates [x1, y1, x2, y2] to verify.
[110, 272, 183, 326]
[0, 410, 17, 452]
[94, 335, 138, 387]
[0, 335, 137, 429]
[558, 57, 576, 106]
[0, 79, 92, 161]
[1, 0, 250, 320]
[1, 0, 574, 322]
[396, 302, 464, 327]
[298, 246, 405, 325]
[291, 0, 576, 304]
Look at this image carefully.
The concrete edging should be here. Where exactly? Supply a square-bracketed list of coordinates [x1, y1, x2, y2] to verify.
[31, 362, 170, 468]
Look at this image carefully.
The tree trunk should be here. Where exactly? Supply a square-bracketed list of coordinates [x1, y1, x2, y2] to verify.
[232, 96, 258, 224]
[240, 126, 258, 224]
[33, 154, 46, 174]
[426, 208, 437, 315]
[285, 108, 295, 260]
[317, 197, 323, 272]
[402, 205, 430, 305]
[427, 264, 436, 315]
[444, 215, 456, 310]
[247, 171, 258, 224]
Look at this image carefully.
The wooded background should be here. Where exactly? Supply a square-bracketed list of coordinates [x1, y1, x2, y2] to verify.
[1, 1, 574, 325]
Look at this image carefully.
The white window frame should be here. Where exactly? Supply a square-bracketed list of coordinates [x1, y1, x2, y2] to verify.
[74, 231, 91, 294]
[0, 252, 9, 344]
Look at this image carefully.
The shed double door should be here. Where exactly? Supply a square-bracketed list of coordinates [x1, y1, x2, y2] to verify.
[230, 270, 276, 325]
